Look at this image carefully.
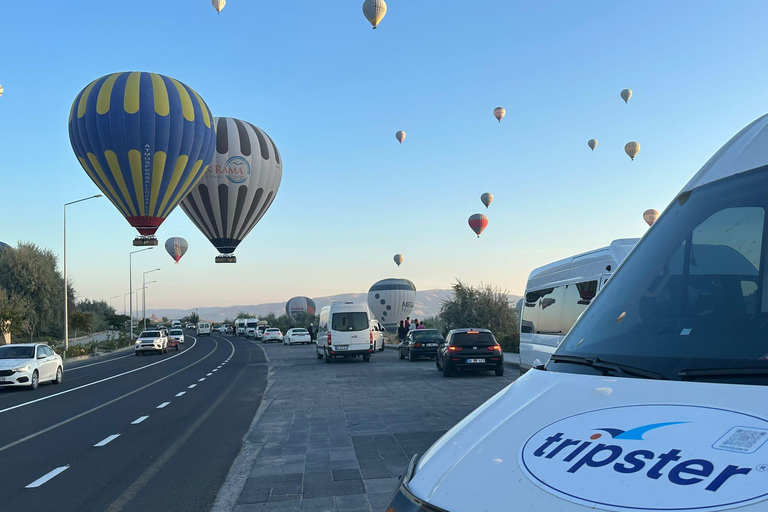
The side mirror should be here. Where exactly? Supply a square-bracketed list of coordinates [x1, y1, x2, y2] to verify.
[38, 354, 46, 359]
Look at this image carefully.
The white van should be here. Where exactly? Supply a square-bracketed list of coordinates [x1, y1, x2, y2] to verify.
[235, 318, 246, 337]
[197, 321, 211, 336]
[519, 239, 638, 373]
[386, 115, 768, 511]
[245, 319, 258, 338]
[315, 302, 373, 362]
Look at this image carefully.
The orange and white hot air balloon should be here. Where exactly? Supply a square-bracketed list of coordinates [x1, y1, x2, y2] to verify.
[362, 0, 387, 29]
[396, 131, 406, 144]
[393, 254, 404, 267]
[588, 139, 598, 151]
[643, 209, 659, 227]
[493, 107, 506, 123]
[468, 214, 488, 238]
[625, 141, 640, 161]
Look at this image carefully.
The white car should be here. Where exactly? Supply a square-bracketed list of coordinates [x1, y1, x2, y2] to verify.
[284, 328, 311, 345]
[0, 343, 63, 390]
[262, 328, 283, 343]
[219, 326, 227, 334]
[169, 328, 185, 344]
[135, 330, 168, 355]
[186, 323, 194, 329]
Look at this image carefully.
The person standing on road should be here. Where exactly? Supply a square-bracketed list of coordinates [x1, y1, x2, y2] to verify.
[410, 319, 417, 331]
[416, 321, 426, 330]
[308, 323, 315, 341]
[397, 321, 407, 343]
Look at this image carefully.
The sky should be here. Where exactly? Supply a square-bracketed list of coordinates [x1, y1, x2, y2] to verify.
[2, 0, 768, 313]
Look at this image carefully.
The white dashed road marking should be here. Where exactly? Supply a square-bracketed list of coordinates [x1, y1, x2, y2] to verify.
[206, 373, 212, 376]
[198, 378, 205, 382]
[188, 384, 196, 389]
[26, 466, 70, 488]
[131, 416, 149, 425]
[94, 434, 120, 447]
[175, 392, 186, 397]
[157, 402, 170, 409]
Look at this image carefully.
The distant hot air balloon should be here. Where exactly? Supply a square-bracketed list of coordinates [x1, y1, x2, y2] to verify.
[0, 85, 4, 99]
[643, 209, 659, 227]
[493, 107, 506, 123]
[362, 0, 387, 29]
[621, 89, 633, 104]
[0, 241, 9, 251]
[165, 237, 188, 263]
[468, 214, 488, 238]
[180, 117, 282, 263]
[212, 0, 226, 13]
[588, 139, 598, 151]
[625, 141, 641, 161]
[68, 72, 216, 247]
[367, 278, 416, 331]
[393, 254, 404, 266]
[396, 131, 406, 144]
[285, 296, 317, 322]
[481, 193, 493, 209]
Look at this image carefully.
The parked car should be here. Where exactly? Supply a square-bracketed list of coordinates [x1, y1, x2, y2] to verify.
[0, 343, 62, 390]
[135, 330, 169, 355]
[185, 323, 194, 329]
[399, 329, 444, 361]
[284, 328, 311, 345]
[315, 302, 373, 363]
[435, 328, 504, 377]
[370, 320, 386, 351]
[262, 328, 284, 343]
[169, 328, 185, 344]
[218, 325, 227, 334]
[256, 324, 269, 340]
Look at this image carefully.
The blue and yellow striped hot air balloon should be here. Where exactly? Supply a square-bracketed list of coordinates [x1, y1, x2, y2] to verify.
[68, 72, 216, 246]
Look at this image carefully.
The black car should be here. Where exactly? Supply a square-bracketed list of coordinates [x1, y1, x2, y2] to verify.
[399, 329, 444, 361]
[435, 328, 504, 377]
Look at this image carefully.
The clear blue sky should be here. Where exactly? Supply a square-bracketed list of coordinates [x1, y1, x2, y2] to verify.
[1, 0, 767, 312]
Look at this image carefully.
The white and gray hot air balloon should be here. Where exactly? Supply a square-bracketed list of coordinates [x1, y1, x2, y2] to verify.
[180, 117, 282, 263]
[367, 278, 416, 331]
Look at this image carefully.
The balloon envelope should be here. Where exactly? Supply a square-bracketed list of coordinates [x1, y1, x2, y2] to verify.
[643, 209, 659, 226]
[0, 85, 4, 98]
[367, 278, 416, 331]
[0, 241, 9, 251]
[393, 254, 404, 266]
[285, 296, 317, 322]
[468, 214, 488, 237]
[362, 0, 387, 29]
[625, 141, 641, 160]
[180, 117, 282, 262]
[165, 237, 188, 263]
[481, 192, 493, 209]
[493, 107, 505, 122]
[395, 131, 406, 144]
[68, 72, 216, 241]
[212, 0, 226, 12]
[588, 139, 598, 151]
[621, 88, 633, 103]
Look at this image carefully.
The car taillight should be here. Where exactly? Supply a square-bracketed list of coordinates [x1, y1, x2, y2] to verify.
[413, 343, 422, 348]
[327, 331, 332, 345]
[447, 346, 463, 352]
[487, 344, 501, 352]
[370, 331, 374, 343]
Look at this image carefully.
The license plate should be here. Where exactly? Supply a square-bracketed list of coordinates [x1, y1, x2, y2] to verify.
[335, 345, 348, 351]
[426, 343, 437, 347]
[466, 358, 485, 363]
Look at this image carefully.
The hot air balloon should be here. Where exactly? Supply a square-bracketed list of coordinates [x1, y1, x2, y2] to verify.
[481, 193, 493, 209]
[212, 0, 226, 13]
[0, 241, 9, 251]
[68, 72, 216, 247]
[625, 141, 641, 161]
[588, 139, 598, 151]
[367, 278, 416, 331]
[0, 85, 4, 99]
[621, 88, 632, 103]
[643, 209, 659, 226]
[285, 296, 317, 322]
[180, 117, 282, 263]
[468, 214, 488, 238]
[493, 107, 506, 123]
[396, 131, 406, 144]
[165, 237, 188, 263]
[393, 254, 404, 266]
[362, 0, 387, 29]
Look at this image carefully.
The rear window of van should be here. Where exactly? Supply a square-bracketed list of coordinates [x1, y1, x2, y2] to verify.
[332, 312, 369, 332]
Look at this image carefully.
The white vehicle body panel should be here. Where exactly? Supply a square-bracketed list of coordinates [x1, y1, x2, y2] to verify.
[315, 302, 372, 357]
[197, 322, 211, 335]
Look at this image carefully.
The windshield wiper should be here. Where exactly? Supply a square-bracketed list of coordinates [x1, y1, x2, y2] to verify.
[550, 355, 667, 380]
[679, 367, 768, 379]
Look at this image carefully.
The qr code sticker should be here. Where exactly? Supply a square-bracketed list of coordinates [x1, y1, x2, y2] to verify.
[713, 427, 768, 454]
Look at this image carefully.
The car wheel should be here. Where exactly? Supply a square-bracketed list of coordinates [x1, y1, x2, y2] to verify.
[363, 354, 371, 362]
[409, 350, 417, 361]
[495, 367, 504, 377]
[324, 351, 332, 363]
[30, 370, 39, 390]
[399, 349, 405, 360]
[53, 366, 63, 384]
[316, 348, 323, 359]
[442, 363, 453, 378]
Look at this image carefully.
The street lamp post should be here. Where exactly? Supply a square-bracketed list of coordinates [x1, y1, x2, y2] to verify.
[138, 281, 155, 329]
[129, 248, 153, 343]
[109, 295, 119, 310]
[143, 269, 160, 330]
[63, 194, 102, 359]
[124, 293, 130, 315]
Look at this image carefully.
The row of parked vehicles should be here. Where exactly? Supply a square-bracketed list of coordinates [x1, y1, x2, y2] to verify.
[135, 326, 185, 355]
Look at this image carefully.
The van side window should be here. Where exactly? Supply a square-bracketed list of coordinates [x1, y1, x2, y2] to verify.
[536, 287, 565, 334]
[561, 281, 598, 333]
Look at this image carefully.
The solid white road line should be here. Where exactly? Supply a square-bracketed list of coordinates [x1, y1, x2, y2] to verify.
[198, 378, 205, 382]
[188, 384, 197, 389]
[94, 434, 120, 447]
[157, 402, 170, 409]
[0, 338, 199, 416]
[175, 392, 186, 397]
[65, 353, 134, 372]
[131, 416, 149, 425]
[26, 466, 70, 488]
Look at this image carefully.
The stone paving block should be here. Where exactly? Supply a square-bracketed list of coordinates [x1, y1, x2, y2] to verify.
[360, 466, 391, 479]
[234, 501, 301, 511]
[299, 497, 335, 512]
[364, 478, 399, 495]
[332, 469, 362, 481]
[334, 493, 370, 511]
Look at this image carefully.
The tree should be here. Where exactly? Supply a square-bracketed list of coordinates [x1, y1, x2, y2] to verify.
[180, 312, 200, 324]
[439, 280, 519, 352]
[69, 311, 94, 338]
[236, 311, 255, 319]
[0, 286, 32, 340]
[77, 299, 116, 332]
[161, 316, 169, 323]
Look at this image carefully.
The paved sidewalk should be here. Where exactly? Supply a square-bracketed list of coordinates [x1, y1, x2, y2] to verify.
[227, 342, 519, 511]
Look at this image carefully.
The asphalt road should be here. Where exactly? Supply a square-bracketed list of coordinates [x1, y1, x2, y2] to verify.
[0, 331, 267, 512]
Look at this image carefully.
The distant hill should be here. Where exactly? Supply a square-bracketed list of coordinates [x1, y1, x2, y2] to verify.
[151, 289, 521, 323]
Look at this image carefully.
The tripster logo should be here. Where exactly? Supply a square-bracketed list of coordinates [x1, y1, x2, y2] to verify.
[519, 405, 768, 511]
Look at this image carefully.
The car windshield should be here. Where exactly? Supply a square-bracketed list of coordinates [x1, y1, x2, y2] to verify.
[412, 330, 444, 341]
[170, 330, 183, 335]
[0, 346, 35, 359]
[140, 331, 161, 338]
[332, 312, 369, 332]
[452, 332, 495, 346]
[552, 167, 768, 384]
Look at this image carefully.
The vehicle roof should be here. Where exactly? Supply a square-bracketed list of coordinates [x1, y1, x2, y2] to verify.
[525, 238, 639, 291]
[681, 113, 768, 194]
[328, 301, 369, 311]
[2, 343, 39, 347]
[448, 328, 492, 334]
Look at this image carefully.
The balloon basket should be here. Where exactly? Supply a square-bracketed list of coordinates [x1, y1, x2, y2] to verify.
[133, 236, 158, 247]
[215, 255, 237, 264]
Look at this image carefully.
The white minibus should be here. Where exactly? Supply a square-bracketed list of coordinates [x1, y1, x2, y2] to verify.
[315, 302, 373, 362]
[386, 115, 768, 512]
[197, 322, 211, 336]
[519, 239, 638, 373]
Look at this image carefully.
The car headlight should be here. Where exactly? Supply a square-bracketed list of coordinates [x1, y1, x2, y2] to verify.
[12, 365, 31, 373]
[385, 455, 448, 512]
